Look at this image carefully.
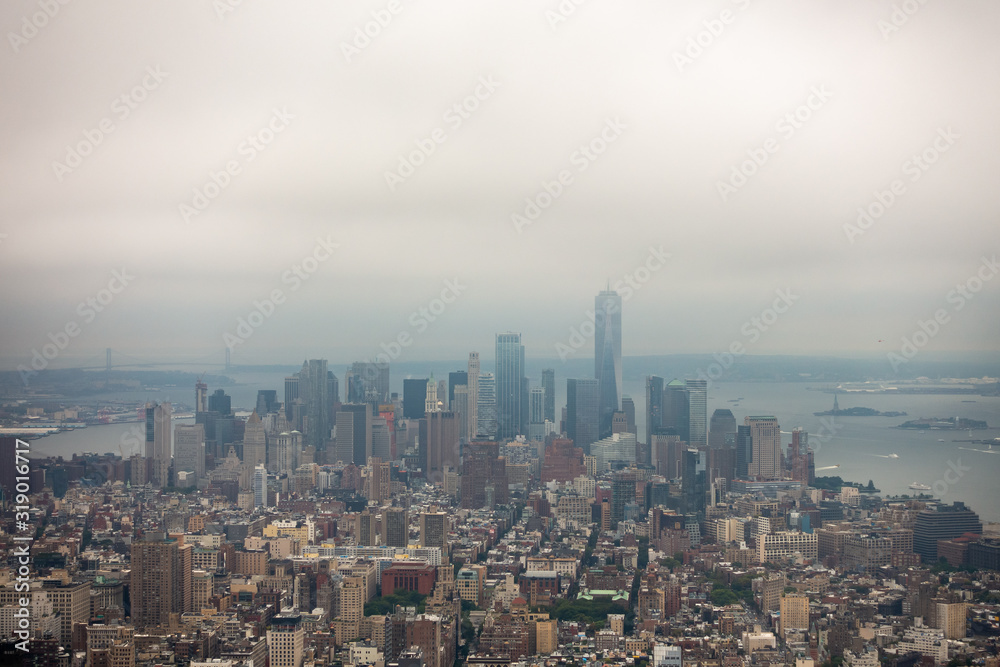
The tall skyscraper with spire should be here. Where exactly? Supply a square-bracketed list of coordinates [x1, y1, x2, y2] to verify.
[595, 289, 622, 438]
[495, 333, 525, 439]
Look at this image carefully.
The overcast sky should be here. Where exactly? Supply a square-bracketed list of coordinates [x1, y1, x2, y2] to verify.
[1, 0, 998, 371]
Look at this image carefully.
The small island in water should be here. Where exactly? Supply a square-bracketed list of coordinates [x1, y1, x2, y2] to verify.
[897, 417, 989, 430]
[813, 394, 906, 417]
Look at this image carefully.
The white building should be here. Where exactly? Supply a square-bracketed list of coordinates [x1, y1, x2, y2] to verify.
[653, 644, 682, 667]
[758, 531, 818, 564]
[897, 622, 947, 664]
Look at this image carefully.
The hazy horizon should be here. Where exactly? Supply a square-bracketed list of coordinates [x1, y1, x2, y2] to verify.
[2, 1, 998, 374]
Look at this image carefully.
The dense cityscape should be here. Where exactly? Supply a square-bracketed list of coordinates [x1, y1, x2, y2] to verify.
[1, 288, 999, 667]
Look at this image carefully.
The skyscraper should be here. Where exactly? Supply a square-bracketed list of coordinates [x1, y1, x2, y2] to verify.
[299, 359, 330, 453]
[253, 464, 267, 507]
[541, 368, 555, 424]
[208, 389, 231, 416]
[663, 380, 690, 443]
[448, 371, 468, 410]
[460, 441, 508, 509]
[130, 533, 192, 629]
[382, 507, 409, 548]
[621, 396, 636, 434]
[144, 402, 171, 489]
[452, 385, 470, 443]
[913, 502, 983, 563]
[425, 376, 441, 413]
[566, 378, 600, 454]
[746, 415, 781, 480]
[420, 511, 448, 550]
[495, 332, 525, 439]
[268, 613, 304, 667]
[328, 370, 340, 405]
[358, 508, 377, 546]
[348, 361, 390, 405]
[468, 352, 480, 441]
[686, 379, 708, 447]
[173, 423, 205, 485]
[372, 416, 391, 461]
[736, 425, 752, 479]
[682, 448, 707, 518]
[529, 387, 544, 425]
[256, 389, 279, 415]
[595, 290, 622, 437]
[243, 411, 267, 467]
[708, 409, 737, 448]
[337, 404, 371, 465]
[419, 411, 461, 483]
[645, 375, 664, 449]
[476, 372, 497, 439]
[195, 379, 208, 413]
[284, 375, 299, 420]
[403, 378, 429, 419]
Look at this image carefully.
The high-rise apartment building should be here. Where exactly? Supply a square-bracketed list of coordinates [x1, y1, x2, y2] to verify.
[268, 613, 304, 667]
[130, 533, 192, 629]
[420, 511, 448, 551]
[382, 507, 409, 548]
[358, 509, 378, 546]
[495, 332, 526, 439]
[566, 378, 600, 454]
[595, 290, 622, 437]
[253, 464, 267, 507]
[780, 593, 810, 636]
[461, 441, 508, 509]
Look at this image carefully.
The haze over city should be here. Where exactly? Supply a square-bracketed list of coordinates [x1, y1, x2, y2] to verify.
[1, 1, 999, 369]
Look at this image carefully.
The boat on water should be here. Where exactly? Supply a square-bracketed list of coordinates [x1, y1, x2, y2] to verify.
[909, 482, 932, 491]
